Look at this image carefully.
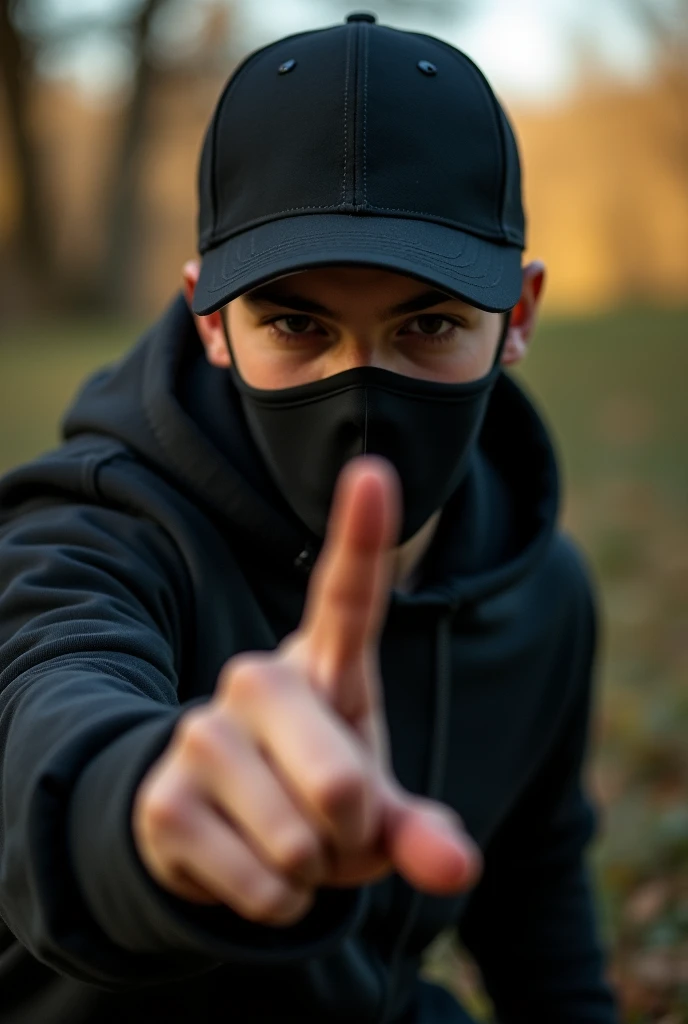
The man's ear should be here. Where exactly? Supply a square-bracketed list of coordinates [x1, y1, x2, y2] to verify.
[181, 259, 231, 368]
[500, 260, 546, 368]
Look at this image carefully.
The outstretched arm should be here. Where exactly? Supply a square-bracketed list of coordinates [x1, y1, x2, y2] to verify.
[0, 502, 358, 988]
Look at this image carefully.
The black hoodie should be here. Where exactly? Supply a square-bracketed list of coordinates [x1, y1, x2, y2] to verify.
[0, 294, 618, 1023]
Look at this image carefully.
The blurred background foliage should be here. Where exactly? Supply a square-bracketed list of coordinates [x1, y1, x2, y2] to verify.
[1, 1, 687, 1021]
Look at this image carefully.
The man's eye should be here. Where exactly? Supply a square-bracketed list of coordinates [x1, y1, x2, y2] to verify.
[404, 315, 457, 337]
[272, 315, 320, 335]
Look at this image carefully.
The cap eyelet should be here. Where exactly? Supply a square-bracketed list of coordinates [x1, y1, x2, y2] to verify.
[417, 60, 437, 76]
[278, 59, 297, 75]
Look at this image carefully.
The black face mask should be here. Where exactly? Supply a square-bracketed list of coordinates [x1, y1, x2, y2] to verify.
[224, 315, 510, 544]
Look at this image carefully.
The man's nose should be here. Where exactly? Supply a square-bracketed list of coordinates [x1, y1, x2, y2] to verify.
[326, 337, 390, 374]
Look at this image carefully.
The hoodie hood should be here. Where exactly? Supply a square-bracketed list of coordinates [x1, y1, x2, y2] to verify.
[0, 294, 619, 1024]
[61, 291, 560, 608]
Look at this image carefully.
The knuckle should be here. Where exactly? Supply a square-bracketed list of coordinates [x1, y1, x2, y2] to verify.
[216, 654, 249, 699]
[272, 891, 313, 927]
[272, 829, 321, 877]
[248, 879, 310, 925]
[224, 655, 276, 709]
[309, 765, 366, 819]
[216, 656, 237, 695]
[177, 708, 218, 760]
[143, 790, 191, 838]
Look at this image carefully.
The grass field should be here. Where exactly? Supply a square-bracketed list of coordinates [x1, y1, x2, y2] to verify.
[1, 304, 687, 1021]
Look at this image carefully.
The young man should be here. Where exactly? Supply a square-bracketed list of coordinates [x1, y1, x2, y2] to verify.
[0, 12, 619, 1024]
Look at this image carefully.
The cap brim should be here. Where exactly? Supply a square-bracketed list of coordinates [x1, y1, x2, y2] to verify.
[192, 213, 522, 316]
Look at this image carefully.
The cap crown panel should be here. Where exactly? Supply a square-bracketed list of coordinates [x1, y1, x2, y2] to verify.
[496, 106, 526, 244]
[210, 27, 349, 245]
[197, 21, 526, 255]
[362, 28, 504, 240]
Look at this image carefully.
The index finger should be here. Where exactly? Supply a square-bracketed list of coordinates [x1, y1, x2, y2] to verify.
[300, 455, 400, 690]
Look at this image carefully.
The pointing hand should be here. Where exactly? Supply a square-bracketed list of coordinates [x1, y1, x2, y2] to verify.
[133, 456, 482, 924]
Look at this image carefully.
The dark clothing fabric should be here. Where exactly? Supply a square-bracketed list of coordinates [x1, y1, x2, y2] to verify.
[0, 293, 618, 1023]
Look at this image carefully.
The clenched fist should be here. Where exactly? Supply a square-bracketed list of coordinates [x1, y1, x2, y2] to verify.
[132, 456, 482, 926]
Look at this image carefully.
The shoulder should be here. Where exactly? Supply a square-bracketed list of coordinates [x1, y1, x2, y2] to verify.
[539, 531, 599, 685]
[0, 440, 191, 615]
[0, 435, 130, 520]
[542, 529, 598, 624]
[0, 434, 188, 548]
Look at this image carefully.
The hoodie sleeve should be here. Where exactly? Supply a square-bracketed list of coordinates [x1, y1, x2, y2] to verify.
[457, 541, 619, 1024]
[0, 501, 363, 991]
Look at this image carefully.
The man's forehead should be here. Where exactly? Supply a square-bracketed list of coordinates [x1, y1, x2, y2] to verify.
[240, 268, 478, 319]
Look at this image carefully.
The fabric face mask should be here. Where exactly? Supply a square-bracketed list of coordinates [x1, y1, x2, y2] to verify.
[226, 317, 509, 544]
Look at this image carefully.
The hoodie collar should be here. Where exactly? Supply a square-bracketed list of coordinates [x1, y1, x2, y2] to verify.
[63, 292, 559, 607]
[397, 368, 560, 610]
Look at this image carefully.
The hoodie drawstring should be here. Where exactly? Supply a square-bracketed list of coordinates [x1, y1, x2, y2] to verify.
[378, 607, 455, 1024]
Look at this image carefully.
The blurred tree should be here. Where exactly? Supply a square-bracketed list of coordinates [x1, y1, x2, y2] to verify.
[99, 0, 169, 313]
[612, 0, 688, 302]
[0, 0, 466, 317]
[566, 0, 688, 304]
[627, 0, 688, 161]
[0, 0, 54, 307]
[0, 0, 233, 315]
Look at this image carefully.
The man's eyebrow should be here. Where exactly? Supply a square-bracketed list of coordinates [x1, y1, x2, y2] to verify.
[387, 289, 462, 318]
[243, 286, 332, 316]
[243, 284, 463, 319]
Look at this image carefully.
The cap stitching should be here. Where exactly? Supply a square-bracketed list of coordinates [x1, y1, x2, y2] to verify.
[215, 256, 502, 287]
[390, 32, 516, 235]
[203, 211, 519, 253]
[200, 26, 525, 252]
[495, 108, 519, 240]
[363, 24, 369, 205]
[219, 252, 490, 276]
[354, 202, 504, 224]
[206, 236, 506, 291]
[206, 263, 505, 296]
[200, 27, 354, 250]
[207, 92, 224, 241]
[219, 230, 474, 259]
[204, 205, 348, 243]
[214, 227, 476, 260]
[345, 204, 520, 241]
[351, 24, 359, 203]
[203, 210, 520, 252]
[481, 89, 509, 232]
[493, 107, 510, 237]
[342, 28, 352, 205]
[202, 41, 291, 249]
[430, 38, 507, 229]
[262, 202, 349, 215]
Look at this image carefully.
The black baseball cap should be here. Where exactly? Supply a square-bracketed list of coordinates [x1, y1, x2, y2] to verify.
[192, 11, 526, 317]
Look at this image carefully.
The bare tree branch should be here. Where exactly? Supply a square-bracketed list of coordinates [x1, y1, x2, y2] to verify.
[96, 0, 169, 311]
[0, 0, 56, 306]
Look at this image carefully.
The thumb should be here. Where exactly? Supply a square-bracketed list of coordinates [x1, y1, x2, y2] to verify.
[380, 780, 483, 895]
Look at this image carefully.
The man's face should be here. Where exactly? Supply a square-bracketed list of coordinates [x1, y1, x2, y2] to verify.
[223, 267, 505, 389]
